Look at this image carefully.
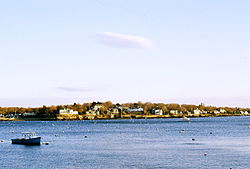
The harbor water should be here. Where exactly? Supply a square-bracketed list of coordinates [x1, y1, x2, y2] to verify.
[1, 116, 250, 169]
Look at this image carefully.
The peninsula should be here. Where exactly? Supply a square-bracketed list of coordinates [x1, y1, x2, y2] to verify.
[0, 101, 249, 121]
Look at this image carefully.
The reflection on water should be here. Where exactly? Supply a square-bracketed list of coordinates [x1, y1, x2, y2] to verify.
[0, 116, 250, 169]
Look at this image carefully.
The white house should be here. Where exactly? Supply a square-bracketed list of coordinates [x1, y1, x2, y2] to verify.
[240, 111, 249, 115]
[152, 109, 163, 115]
[108, 108, 119, 114]
[59, 109, 78, 115]
[23, 112, 36, 117]
[92, 105, 103, 111]
[213, 110, 220, 114]
[86, 110, 98, 116]
[193, 109, 202, 115]
[126, 108, 144, 112]
[169, 110, 179, 114]
[219, 109, 227, 113]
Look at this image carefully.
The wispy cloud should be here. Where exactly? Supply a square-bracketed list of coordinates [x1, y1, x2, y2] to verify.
[56, 87, 94, 92]
[95, 32, 155, 49]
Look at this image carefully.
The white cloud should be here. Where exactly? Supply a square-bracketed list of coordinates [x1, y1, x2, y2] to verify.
[95, 32, 155, 49]
[56, 86, 93, 92]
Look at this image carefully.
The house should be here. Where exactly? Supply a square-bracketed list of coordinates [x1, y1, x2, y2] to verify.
[201, 110, 208, 114]
[193, 109, 202, 115]
[126, 107, 143, 112]
[240, 111, 249, 115]
[108, 108, 120, 114]
[213, 110, 220, 114]
[23, 112, 36, 117]
[219, 109, 227, 113]
[85, 110, 98, 116]
[57, 109, 79, 120]
[152, 109, 163, 115]
[92, 105, 103, 111]
[85, 105, 103, 116]
[169, 110, 179, 114]
[59, 109, 78, 115]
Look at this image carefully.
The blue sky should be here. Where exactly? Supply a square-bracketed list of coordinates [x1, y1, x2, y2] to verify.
[0, 0, 249, 107]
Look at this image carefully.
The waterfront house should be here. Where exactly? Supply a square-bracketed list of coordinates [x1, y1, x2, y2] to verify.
[57, 109, 79, 120]
[240, 111, 249, 115]
[219, 109, 227, 113]
[213, 110, 220, 114]
[107, 108, 119, 118]
[85, 110, 97, 116]
[126, 107, 144, 112]
[169, 110, 179, 115]
[201, 110, 208, 114]
[107, 108, 120, 116]
[86, 105, 103, 116]
[152, 109, 163, 115]
[92, 105, 103, 111]
[23, 112, 36, 117]
[193, 109, 202, 115]
[59, 109, 78, 115]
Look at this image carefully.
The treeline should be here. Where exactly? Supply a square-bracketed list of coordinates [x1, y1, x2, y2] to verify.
[0, 101, 250, 118]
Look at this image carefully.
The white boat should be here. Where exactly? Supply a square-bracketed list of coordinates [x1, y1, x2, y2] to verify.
[182, 117, 190, 121]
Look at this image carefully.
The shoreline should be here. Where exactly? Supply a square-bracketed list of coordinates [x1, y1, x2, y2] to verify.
[1, 114, 249, 121]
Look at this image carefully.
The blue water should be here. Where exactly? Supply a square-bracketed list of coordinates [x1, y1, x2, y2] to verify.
[1, 116, 250, 169]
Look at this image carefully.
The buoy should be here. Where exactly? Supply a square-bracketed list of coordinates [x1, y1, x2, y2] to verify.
[84, 135, 87, 138]
[204, 153, 207, 156]
[192, 138, 195, 141]
[43, 142, 49, 145]
[210, 132, 213, 134]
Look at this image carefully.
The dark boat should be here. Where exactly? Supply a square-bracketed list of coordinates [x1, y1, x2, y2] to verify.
[11, 132, 41, 145]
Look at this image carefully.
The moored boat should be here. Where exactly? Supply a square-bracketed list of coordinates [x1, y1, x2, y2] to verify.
[182, 116, 191, 121]
[11, 132, 41, 145]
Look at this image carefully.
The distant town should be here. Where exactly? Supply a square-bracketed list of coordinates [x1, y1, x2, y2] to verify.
[0, 101, 249, 121]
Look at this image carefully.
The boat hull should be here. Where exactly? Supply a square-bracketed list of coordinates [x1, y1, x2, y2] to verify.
[11, 137, 41, 145]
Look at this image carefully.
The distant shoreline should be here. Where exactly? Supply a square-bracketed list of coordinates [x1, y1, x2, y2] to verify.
[1, 101, 249, 121]
[1, 114, 249, 121]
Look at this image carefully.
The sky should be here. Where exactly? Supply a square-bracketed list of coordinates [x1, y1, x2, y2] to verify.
[0, 0, 249, 107]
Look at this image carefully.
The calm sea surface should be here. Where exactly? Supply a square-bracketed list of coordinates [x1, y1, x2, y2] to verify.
[1, 116, 250, 169]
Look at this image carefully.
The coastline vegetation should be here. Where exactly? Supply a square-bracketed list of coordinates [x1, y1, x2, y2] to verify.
[0, 101, 249, 121]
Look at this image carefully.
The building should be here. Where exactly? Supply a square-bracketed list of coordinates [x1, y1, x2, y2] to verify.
[59, 109, 78, 115]
[193, 109, 202, 115]
[85, 105, 103, 116]
[219, 109, 227, 113]
[240, 111, 249, 115]
[152, 109, 163, 115]
[108, 108, 120, 114]
[85, 110, 98, 116]
[169, 110, 179, 114]
[23, 112, 36, 117]
[126, 107, 143, 112]
[213, 110, 220, 114]
[92, 105, 103, 111]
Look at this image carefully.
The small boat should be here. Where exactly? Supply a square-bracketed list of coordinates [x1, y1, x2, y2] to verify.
[182, 117, 190, 121]
[11, 132, 41, 145]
